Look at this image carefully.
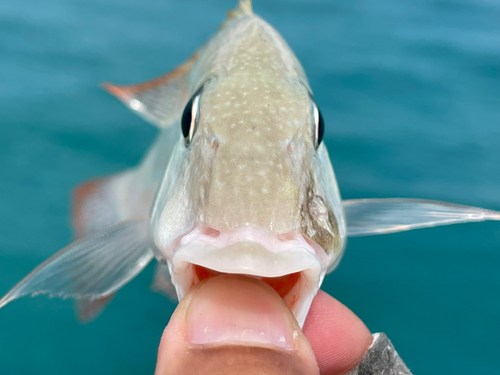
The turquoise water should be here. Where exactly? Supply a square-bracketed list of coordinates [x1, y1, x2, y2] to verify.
[1, 0, 499, 373]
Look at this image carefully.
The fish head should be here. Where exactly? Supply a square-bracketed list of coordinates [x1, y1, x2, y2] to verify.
[150, 15, 346, 326]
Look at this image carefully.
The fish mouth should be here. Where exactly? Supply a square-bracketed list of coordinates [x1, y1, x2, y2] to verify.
[167, 225, 328, 327]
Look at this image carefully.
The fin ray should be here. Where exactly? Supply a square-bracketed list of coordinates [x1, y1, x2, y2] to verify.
[227, 0, 253, 19]
[343, 198, 500, 237]
[103, 55, 197, 128]
[0, 220, 153, 309]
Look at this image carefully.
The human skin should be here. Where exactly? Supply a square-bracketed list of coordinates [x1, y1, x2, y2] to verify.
[155, 275, 372, 375]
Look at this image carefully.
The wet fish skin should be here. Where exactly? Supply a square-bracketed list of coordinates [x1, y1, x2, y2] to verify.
[1, 0, 499, 326]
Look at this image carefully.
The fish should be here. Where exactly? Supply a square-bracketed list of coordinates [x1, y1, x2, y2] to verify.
[1, 0, 500, 327]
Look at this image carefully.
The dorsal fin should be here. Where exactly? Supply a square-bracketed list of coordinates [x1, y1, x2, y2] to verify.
[222, 0, 253, 28]
[234, 0, 253, 16]
[103, 53, 198, 128]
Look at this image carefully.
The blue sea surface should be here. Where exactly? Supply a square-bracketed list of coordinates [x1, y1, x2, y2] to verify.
[0, 0, 499, 373]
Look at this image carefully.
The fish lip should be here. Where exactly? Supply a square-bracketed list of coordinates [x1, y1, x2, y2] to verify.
[166, 226, 327, 327]
[172, 241, 321, 278]
[171, 242, 322, 327]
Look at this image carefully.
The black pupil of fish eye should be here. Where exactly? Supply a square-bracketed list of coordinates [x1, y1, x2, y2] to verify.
[316, 107, 325, 147]
[181, 96, 194, 141]
[181, 86, 204, 146]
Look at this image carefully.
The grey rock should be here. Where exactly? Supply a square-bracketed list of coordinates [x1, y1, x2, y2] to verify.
[347, 333, 413, 375]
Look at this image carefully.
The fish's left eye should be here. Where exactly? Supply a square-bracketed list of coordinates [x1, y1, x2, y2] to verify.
[311, 99, 325, 149]
[181, 86, 203, 147]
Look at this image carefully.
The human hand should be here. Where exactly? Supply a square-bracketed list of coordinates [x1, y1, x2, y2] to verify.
[154, 275, 372, 375]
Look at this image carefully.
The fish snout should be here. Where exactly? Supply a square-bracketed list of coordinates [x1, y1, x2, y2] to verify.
[164, 224, 330, 326]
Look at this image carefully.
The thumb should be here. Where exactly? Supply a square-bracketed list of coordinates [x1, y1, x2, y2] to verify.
[155, 274, 319, 375]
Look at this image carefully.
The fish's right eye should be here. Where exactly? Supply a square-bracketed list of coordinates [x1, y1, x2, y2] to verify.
[181, 86, 203, 147]
[309, 96, 325, 149]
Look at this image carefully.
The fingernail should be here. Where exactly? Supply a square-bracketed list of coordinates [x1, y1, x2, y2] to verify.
[186, 275, 296, 349]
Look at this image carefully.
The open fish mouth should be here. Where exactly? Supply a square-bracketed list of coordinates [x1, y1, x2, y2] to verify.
[166, 225, 329, 326]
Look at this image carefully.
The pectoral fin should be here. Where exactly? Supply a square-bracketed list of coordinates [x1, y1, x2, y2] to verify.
[0, 220, 153, 309]
[151, 262, 177, 301]
[343, 198, 500, 237]
[103, 54, 198, 128]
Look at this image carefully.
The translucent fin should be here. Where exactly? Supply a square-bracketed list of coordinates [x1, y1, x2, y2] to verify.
[77, 294, 115, 322]
[227, 0, 253, 19]
[151, 262, 177, 301]
[221, 0, 253, 29]
[72, 173, 133, 238]
[103, 55, 197, 128]
[343, 198, 500, 237]
[0, 220, 153, 309]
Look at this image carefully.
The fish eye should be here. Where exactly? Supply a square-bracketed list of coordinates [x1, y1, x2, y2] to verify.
[311, 98, 325, 149]
[181, 86, 203, 147]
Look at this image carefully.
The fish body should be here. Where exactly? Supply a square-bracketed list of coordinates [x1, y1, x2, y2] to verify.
[1, 0, 499, 326]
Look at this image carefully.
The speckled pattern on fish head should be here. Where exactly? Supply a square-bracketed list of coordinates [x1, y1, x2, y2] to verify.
[149, 13, 346, 324]
[2, 0, 499, 342]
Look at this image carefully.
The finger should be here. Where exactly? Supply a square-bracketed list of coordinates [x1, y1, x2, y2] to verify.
[303, 290, 372, 375]
[155, 274, 320, 375]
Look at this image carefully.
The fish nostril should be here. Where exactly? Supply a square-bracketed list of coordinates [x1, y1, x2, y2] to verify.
[198, 225, 221, 237]
[277, 231, 298, 242]
[211, 139, 219, 150]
